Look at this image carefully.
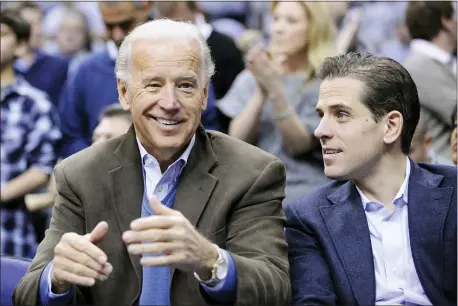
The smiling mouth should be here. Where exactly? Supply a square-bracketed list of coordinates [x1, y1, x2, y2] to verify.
[150, 116, 183, 126]
[323, 149, 342, 155]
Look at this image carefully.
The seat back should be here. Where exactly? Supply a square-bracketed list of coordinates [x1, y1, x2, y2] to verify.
[0, 256, 32, 306]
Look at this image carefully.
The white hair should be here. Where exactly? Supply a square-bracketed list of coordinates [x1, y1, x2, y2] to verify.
[115, 18, 215, 86]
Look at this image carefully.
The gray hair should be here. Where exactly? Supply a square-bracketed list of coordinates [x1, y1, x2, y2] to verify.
[115, 18, 215, 86]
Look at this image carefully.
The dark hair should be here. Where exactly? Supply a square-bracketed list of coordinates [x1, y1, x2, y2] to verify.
[405, 1, 455, 41]
[0, 9, 30, 44]
[316, 52, 420, 154]
[99, 104, 132, 123]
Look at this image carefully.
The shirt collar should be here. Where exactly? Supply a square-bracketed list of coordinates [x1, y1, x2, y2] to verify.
[106, 40, 118, 61]
[136, 134, 196, 170]
[410, 39, 454, 65]
[356, 156, 411, 211]
[1, 75, 30, 102]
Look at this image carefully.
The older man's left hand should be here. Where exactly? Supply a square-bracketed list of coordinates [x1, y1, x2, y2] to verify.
[122, 196, 218, 278]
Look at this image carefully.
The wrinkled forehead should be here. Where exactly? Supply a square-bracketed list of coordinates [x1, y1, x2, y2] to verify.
[130, 38, 202, 76]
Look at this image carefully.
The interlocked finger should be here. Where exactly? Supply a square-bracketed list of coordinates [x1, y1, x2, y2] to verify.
[52, 267, 96, 287]
[68, 235, 107, 265]
[127, 242, 182, 255]
[123, 228, 178, 244]
[54, 256, 107, 281]
[55, 243, 105, 273]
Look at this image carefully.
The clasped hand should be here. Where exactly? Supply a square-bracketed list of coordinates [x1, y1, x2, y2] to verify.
[246, 44, 283, 93]
[51, 196, 217, 292]
[122, 195, 217, 275]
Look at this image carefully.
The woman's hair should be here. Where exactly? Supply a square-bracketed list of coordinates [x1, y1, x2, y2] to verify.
[271, 1, 337, 79]
[60, 7, 92, 52]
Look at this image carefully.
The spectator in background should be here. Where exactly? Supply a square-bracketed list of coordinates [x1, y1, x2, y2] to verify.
[409, 117, 435, 164]
[55, 7, 92, 77]
[12, 2, 69, 108]
[218, 1, 336, 205]
[58, 1, 151, 158]
[403, 1, 457, 164]
[0, 11, 61, 258]
[92, 104, 132, 144]
[45, 104, 134, 204]
[42, 2, 106, 54]
[154, 1, 245, 132]
[451, 106, 457, 164]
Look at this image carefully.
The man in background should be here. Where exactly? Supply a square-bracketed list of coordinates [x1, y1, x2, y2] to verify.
[58, 1, 151, 158]
[403, 1, 457, 163]
[12, 2, 69, 107]
[1, 10, 61, 258]
[92, 104, 132, 144]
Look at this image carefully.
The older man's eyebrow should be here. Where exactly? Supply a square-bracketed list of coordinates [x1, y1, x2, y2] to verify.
[141, 76, 162, 86]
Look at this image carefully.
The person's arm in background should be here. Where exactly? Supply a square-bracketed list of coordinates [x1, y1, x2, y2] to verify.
[267, 85, 318, 156]
[228, 85, 265, 144]
[246, 46, 318, 156]
[1, 96, 62, 204]
[58, 63, 91, 158]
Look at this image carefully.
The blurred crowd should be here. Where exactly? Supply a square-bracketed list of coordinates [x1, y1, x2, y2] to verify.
[0, 1, 456, 259]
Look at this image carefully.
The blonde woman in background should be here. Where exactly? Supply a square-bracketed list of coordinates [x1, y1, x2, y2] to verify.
[218, 1, 336, 205]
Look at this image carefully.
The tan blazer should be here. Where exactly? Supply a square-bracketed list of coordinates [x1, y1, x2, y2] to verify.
[14, 126, 291, 306]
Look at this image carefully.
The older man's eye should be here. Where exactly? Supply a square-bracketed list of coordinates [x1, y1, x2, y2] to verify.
[146, 84, 161, 89]
[179, 83, 195, 90]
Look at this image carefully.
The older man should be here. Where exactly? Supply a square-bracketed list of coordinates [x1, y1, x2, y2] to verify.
[14, 19, 290, 306]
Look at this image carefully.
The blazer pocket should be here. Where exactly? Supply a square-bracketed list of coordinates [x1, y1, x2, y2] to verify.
[208, 226, 227, 248]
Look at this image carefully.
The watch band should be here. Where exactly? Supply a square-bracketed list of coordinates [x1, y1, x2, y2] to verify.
[194, 244, 227, 287]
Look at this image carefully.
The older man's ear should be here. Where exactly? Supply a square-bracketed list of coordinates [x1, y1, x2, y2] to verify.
[201, 85, 209, 111]
[117, 78, 131, 111]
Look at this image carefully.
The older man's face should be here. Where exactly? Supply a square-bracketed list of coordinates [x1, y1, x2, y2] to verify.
[118, 38, 208, 158]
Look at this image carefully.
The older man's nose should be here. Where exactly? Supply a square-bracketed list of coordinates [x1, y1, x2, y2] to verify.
[158, 87, 180, 110]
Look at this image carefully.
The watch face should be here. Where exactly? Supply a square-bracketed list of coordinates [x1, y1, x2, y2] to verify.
[215, 258, 229, 280]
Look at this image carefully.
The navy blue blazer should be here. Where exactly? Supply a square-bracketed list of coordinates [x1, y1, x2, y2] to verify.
[285, 160, 457, 306]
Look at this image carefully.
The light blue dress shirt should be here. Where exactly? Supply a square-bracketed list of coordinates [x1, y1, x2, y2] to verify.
[355, 157, 431, 305]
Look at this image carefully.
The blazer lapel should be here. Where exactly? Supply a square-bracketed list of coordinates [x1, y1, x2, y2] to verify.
[319, 181, 375, 306]
[108, 126, 143, 298]
[171, 126, 218, 280]
[407, 160, 452, 293]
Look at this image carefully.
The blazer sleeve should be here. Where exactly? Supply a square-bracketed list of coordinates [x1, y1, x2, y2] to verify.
[13, 163, 88, 305]
[284, 203, 337, 306]
[216, 159, 291, 306]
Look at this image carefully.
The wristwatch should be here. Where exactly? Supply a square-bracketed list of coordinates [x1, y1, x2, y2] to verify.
[194, 244, 228, 287]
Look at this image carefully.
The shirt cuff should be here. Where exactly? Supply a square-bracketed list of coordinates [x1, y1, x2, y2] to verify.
[39, 261, 74, 306]
[200, 249, 237, 304]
